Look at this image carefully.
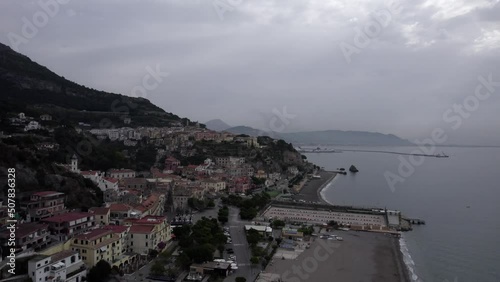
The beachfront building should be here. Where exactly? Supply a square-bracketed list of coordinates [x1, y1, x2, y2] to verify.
[28, 250, 87, 282]
[262, 203, 389, 229]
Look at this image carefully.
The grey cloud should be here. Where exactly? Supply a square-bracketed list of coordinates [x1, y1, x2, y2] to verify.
[1, 0, 499, 145]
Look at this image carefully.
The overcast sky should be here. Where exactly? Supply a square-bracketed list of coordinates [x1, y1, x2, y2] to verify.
[1, 0, 499, 145]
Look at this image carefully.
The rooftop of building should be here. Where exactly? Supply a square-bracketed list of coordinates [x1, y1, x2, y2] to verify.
[42, 212, 92, 223]
[74, 228, 112, 241]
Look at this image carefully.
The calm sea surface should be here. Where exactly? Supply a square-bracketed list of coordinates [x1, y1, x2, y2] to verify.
[305, 146, 500, 282]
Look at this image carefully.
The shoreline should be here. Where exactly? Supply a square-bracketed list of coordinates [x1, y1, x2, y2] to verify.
[293, 170, 337, 203]
[294, 169, 410, 282]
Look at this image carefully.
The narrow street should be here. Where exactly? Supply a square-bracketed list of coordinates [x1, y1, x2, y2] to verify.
[224, 207, 260, 282]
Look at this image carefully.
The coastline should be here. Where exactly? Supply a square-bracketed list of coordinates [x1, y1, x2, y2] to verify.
[293, 170, 337, 203]
[294, 169, 410, 282]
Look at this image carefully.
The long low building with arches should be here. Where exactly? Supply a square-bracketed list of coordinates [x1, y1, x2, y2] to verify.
[261, 202, 401, 230]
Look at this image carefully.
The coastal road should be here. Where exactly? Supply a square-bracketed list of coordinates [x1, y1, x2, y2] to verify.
[224, 207, 259, 282]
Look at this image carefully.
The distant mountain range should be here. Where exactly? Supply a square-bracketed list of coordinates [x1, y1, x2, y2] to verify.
[205, 119, 411, 146]
[205, 119, 231, 131]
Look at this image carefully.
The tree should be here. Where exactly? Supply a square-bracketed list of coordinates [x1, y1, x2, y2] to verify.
[328, 220, 339, 227]
[271, 219, 285, 228]
[250, 256, 260, 264]
[150, 261, 165, 276]
[246, 228, 261, 246]
[207, 199, 215, 208]
[87, 260, 111, 282]
[176, 252, 192, 269]
[149, 249, 159, 258]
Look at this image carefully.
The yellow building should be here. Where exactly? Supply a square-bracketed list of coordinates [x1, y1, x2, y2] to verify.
[201, 179, 226, 193]
[89, 207, 111, 226]
[125, 216, 171, 255]
[70, 228, 124, 268]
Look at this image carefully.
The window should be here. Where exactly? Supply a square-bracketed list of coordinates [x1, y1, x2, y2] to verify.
[71, 256, 76, 263]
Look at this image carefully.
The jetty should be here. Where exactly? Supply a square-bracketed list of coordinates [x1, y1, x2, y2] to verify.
[298, 148, 448, 158]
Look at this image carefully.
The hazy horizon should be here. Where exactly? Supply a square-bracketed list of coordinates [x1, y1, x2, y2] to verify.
[1, 0, 499, 145]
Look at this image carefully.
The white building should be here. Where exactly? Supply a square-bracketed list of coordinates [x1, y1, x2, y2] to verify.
[25, 121, 41, 131]
[40, 114, 52, 121]
[263, 205, 388, 228]
[99, 177, 119, 191]
[108, 169, 136, 179]
[28, 250, 86, 282]
[70, 154, 80, 173]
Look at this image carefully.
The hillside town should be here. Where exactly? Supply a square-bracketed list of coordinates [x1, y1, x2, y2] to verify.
[0, 112, 321, 282]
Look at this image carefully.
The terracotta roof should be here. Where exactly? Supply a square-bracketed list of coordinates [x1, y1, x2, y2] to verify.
[5, 223, 48, 238]
[108, 203, 132, 212]
[124, 189, 140, 195]
[43, 212, 92, 223]
[121, 178, 147, 186]
[129, 225, 154, 234]
[74, 228, 112, 240]
[89, 207, 110, 215]
[103, 177, 119, 184]
[32, 191, 64, 197]
[133, 206, 147, 212]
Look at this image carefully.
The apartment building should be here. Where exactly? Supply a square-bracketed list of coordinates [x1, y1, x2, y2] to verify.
[201, 179, 226, 193]
[70, 229, 121, 268]
[126, 216, 171, 255]
[89, 207, 111, 226]
[42, 212, 96, 241]
[107, 169, 136, 179]
[28, 250, 86, 282]
[0, 222, 49, 252]
[22, 191, 66, 222]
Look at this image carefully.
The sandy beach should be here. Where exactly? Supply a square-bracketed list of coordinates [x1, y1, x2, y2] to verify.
[293, 170, 337, 203]
[277, 170, 410, 282]
[259, 230, 408, 282]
